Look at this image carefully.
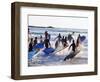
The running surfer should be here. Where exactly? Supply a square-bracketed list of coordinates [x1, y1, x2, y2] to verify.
[44, 31, 51, 48]
[55, 33, 62, 42]
[28, 38, 33, 52]
[55, 33, 62, 49]
[76, 34, 81, 47]
[64, 40, 76, 61]
[69, 40, 76, 52]
[33, 37, 37, 47]
[63, 36, 68, 48]
[68, 33, 73, 43]
[40, 35, 43, 43]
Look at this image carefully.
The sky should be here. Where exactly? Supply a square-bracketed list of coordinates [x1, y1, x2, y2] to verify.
[28, 15, 88, 29]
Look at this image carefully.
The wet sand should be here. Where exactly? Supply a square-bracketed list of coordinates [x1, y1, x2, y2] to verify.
[28, 52, 88, 67]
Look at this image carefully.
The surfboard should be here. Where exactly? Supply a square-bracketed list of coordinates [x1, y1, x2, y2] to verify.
[80, 36, 86, 42]
[63, 49, 80, 61]
[34, 43, 44, 49]
[43, 48, 55, 54]
[29, 43, 44, 60]
[28, 50, 38, 61]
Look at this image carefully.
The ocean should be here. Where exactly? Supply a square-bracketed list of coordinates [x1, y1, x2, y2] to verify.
[28, 26, 88, 66]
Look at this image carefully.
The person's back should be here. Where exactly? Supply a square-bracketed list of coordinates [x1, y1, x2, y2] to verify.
[44, 39, 49, 48]
[76, 38, 80, 47]
[63, 37, 68, 47]
[45, 31, 48, 39]
[61, 36, 65, 47]
[58, 33, 61, 41]
[28, 38, 33, 52]
[48, 34, 51, 40]
[71, 42, 76, 52]
[55, 40, 59, 48]
[69, 40, 76, 52]
[68, 34, 72, 42]
[76, 34, 81, 47]
[40, 36, 43, 43]
[64, 40, 76, 61]
[33, 37, 37, 46]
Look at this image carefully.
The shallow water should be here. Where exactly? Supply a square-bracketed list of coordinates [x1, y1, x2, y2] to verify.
[28, 27, 88, 66]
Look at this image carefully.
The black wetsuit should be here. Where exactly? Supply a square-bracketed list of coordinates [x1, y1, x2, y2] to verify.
[44, 32, 51, 48]
[64, 41, 76, 61]
[70, 43, 76, 52]
[29, 42, 33, 52]
[68, 34, 72, 42]
[33, 39, 37, 46]
[44, 39, 49, 48]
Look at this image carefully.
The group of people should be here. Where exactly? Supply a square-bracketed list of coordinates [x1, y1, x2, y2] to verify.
[55, 33, 69, 48]
[28, 31, 51, 52]
[28, 30, 81, 53]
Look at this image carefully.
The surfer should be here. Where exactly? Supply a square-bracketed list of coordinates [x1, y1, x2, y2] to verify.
[63, 36, 68, 47]
[61, 36, 65, 45]
[28, 38, 33, 52]
[44, 31, 51, 48]
[76, 34, 81, 47]
[58, 33, 62, 42]
[61, 36, 68, 48]
[48, 34, 51, 47]
[68, 33, 73, 43]
[28, 28, 32, 43]
[69, 40, 76, 52]
[54, 33, 62, 49]
[55, 33, 62, 42]
[64, 40, 76, 61]
[40, 35, 43, 43]
[33, 37, 37, 47]
[55, 40, 59, 49]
